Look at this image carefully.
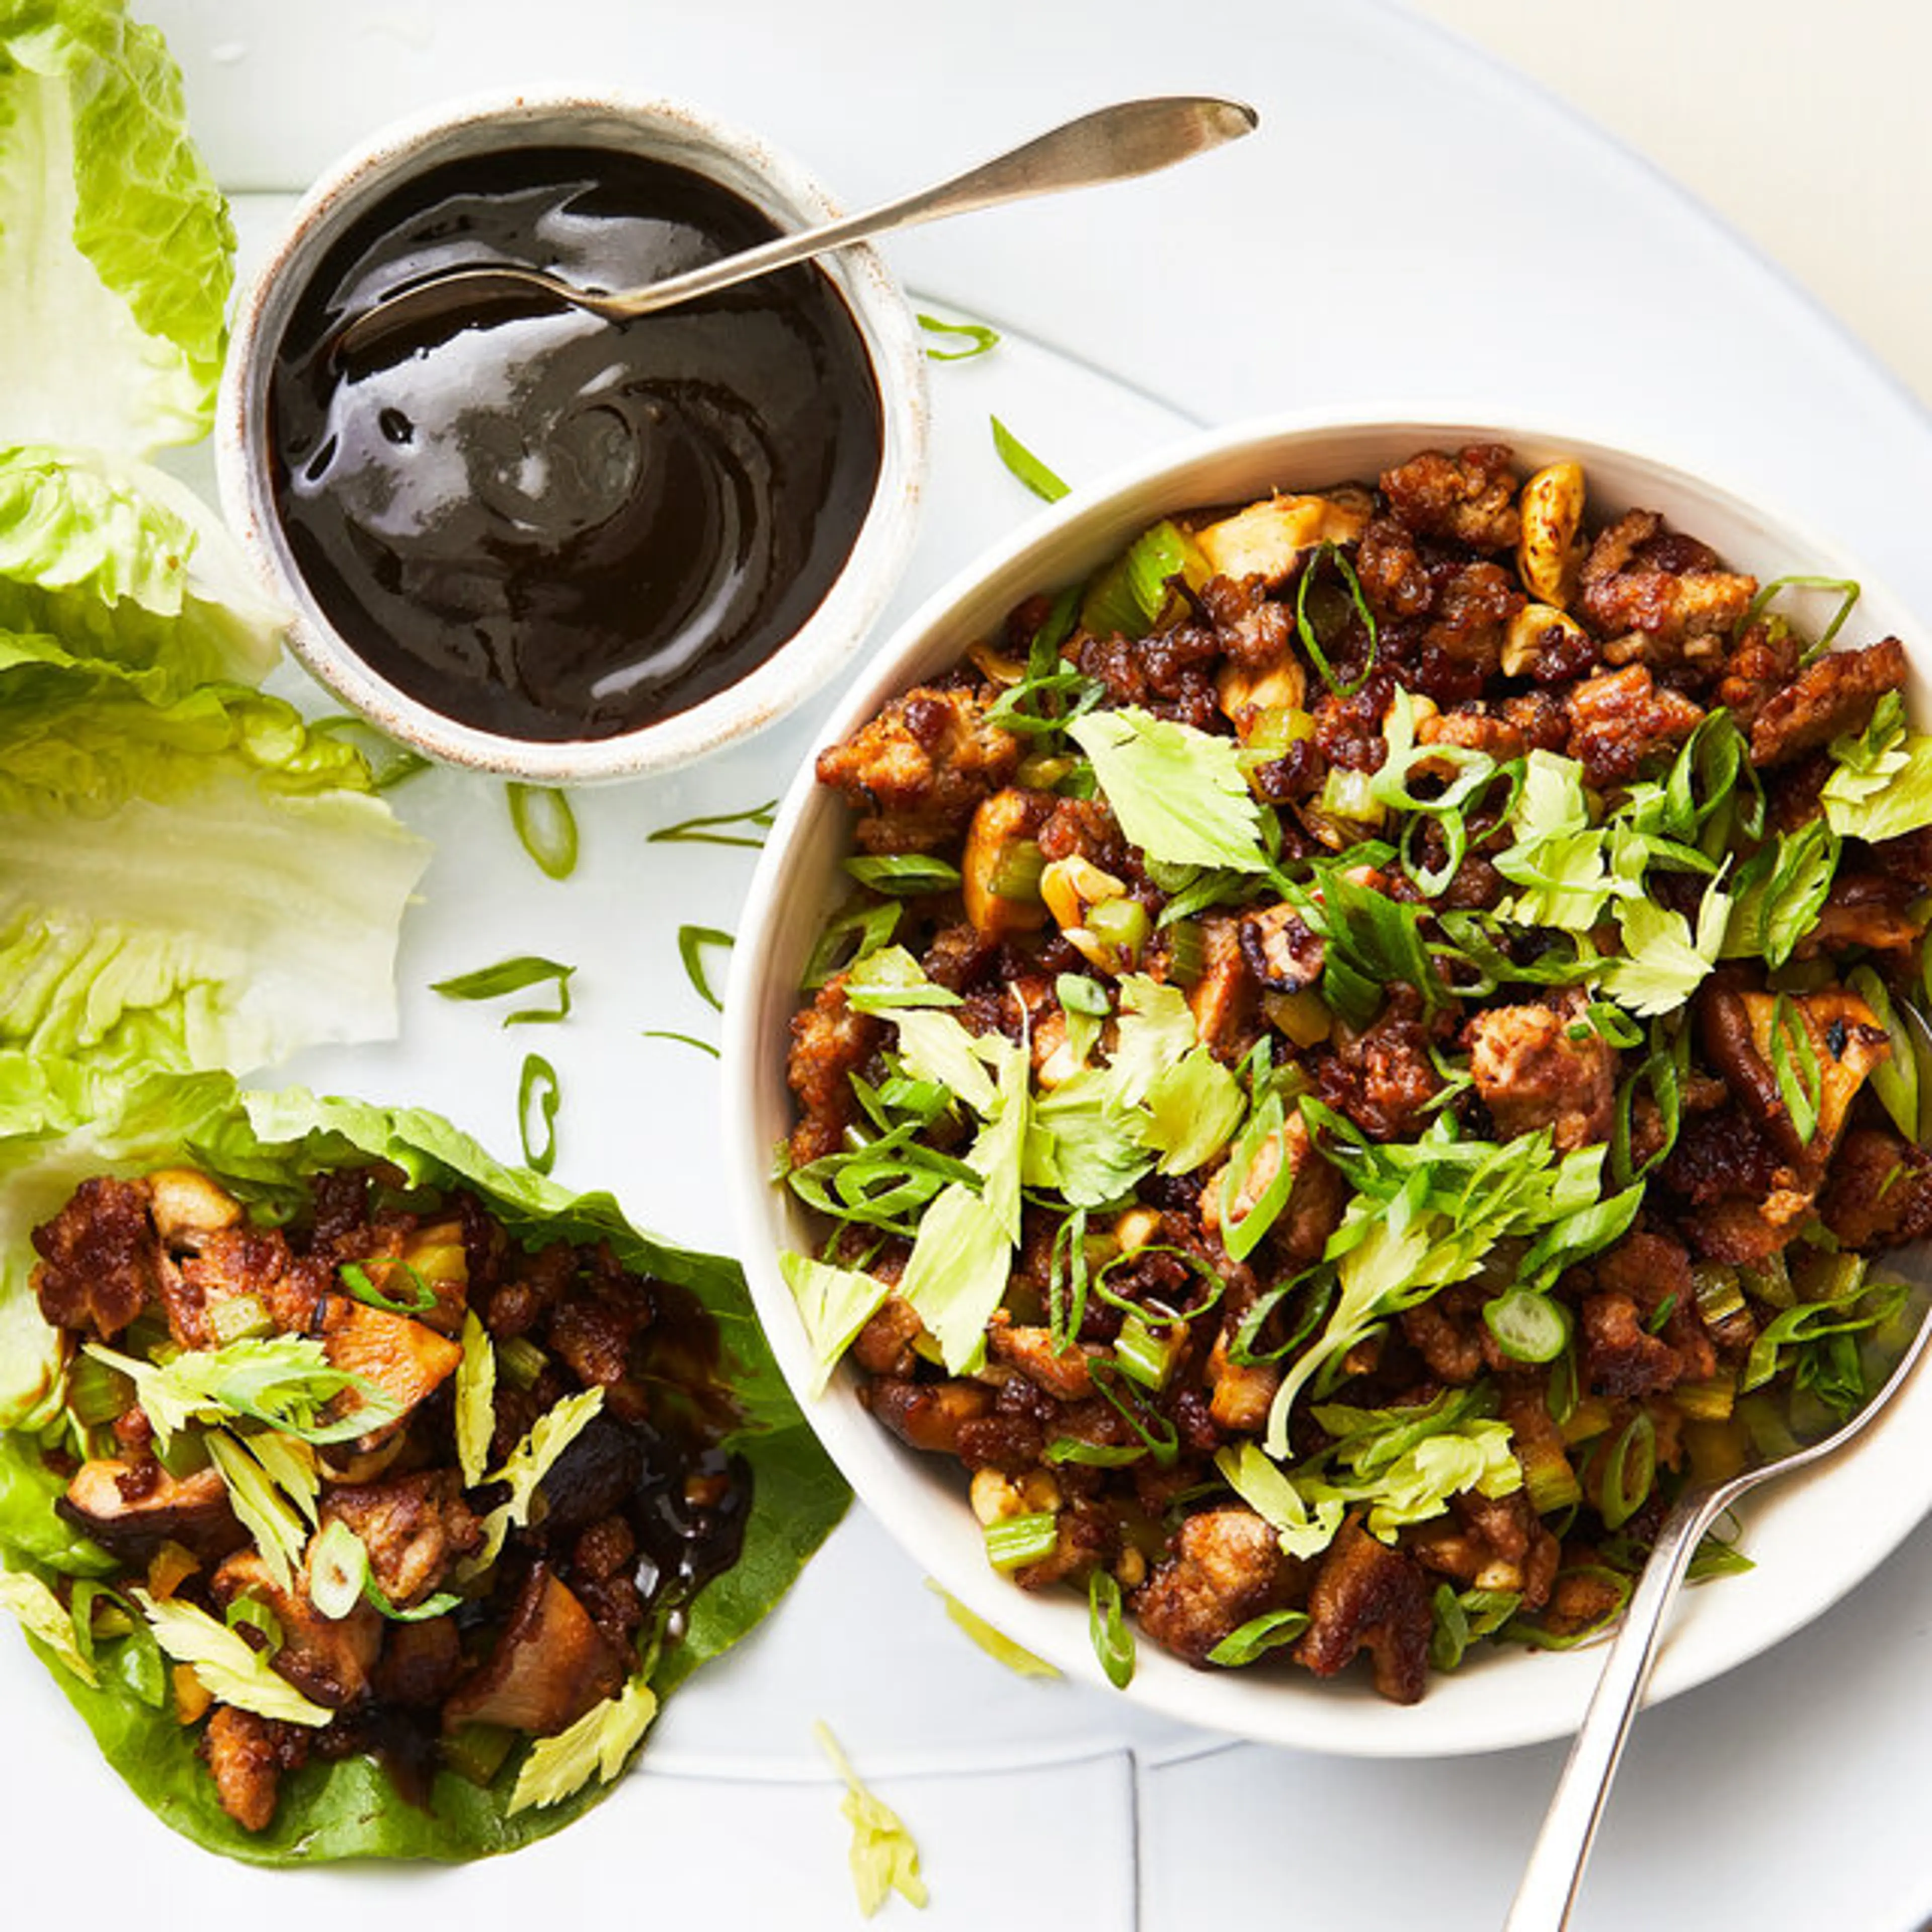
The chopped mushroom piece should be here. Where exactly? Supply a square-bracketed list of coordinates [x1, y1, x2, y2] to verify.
[443, 1567, 628, 1735]
[59, 1460, 246, 1566]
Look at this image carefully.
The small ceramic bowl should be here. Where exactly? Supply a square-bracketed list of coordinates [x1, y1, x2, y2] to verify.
[724, 407, 1932, 1757]
[216, 89, 929, 783]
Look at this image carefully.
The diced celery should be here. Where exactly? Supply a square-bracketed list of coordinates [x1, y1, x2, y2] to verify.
[984, 1511, 1060, 1571]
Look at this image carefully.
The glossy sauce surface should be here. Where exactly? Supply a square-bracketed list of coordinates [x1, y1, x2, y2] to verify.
[270, 147, 883, 742]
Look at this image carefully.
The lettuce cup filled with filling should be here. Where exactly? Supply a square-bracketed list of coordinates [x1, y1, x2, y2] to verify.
[0, 1070, 846, 1862]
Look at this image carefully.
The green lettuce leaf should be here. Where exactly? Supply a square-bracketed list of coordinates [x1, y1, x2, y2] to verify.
[0, 2, 233, 453]
[0, 1071, 850, 1863]
[0, 447, 283, 689]
[0, 669, 430, 1085]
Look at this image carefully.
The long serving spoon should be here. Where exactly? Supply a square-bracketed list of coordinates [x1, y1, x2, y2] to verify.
[1506, 1042, 1932, 1932]
[333, 95, 1258, 365]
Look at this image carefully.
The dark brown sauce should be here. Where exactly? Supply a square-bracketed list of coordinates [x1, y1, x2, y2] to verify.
[269, 146, 884, 742]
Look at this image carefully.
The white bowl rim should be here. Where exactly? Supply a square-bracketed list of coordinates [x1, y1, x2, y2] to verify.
[214, 84, 930, 784]
[723, 401, 1932, 1758]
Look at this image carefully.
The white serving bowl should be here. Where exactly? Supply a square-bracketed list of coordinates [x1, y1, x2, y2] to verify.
[217, 89, 929, 784]
[723, 408, 1932, 1756]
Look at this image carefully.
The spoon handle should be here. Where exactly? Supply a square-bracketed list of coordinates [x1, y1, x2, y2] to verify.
[604, 96, 1256, 320]
[1502, 1478, 1728, 1932]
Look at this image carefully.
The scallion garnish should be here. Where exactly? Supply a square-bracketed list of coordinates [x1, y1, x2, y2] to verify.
[1483, 1289, 1570, 1365]
[1595, 1410, 1656, 1531]
[1737, 574, 1862, 666]
[1087, 1569, 1135, 1688]
[843, 853, 963, 896]
[430, 954, 576, 1026]
[1295, 541, 1379, 697]
[506, 782, 580, 880]
[990, 415, 1070, 503]
[338, 1257, 438, 1317]
[1768, 993, 1822, 1145]
[517, 1052, 561, 1175]
[1206, 1607, 1310, 1668]
[677, 924, 734, 1012]
[802, 898, 902, 990]
[640, 1029, 721, 1059]
[1092, 1244, 1225, 1331]
[647, 798, 779, 848]
[307, 1518, 369, 1621]
[917, 311, 1000, 360]
[1043, 1438, 1145, 1468]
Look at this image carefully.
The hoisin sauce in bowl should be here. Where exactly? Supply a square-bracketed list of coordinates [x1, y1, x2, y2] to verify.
[270, 148, 883, 744]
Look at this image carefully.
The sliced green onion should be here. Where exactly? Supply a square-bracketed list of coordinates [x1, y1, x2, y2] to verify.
[506, 783, 579, 880]
[646, 798, 778, 848]
[802, 898, 902, 991]
[1206, 1607, 1310, 1668]
[518, 1053, 561, 1176]
[1044, 1438, 1146, 1468]
[843, 854, 963, 896]
[430, 954, 575, 1026]
[1848, 967, 1919, 1138]
[1056, 973, 1111, 1019]
[1079, 520, 1208, 641]
[1504, 1568, 1632, 1650]
[1046, 1207, 1090, 1354]
[1644, 1294, 1678, 1336]
[1219, 1094, 1296, 1264]
[1768, 993, 1822, 1145]
[1087, 1570, 1135, 1688]
[223, 1594, 284, 1655]
[1738, 575, 1861, 665]
[1484, 1291, 1572, 1366]
[1087, 1360, 1181, 1468]
[1296, 541, 1379, 698]
[640, 1029, 721, 1059]
[1316, 765, 1385, 829]
[339, 1258, 437, 1317]
[308, 1519, 369, 1621]
[364, 1578, 463, 1623]
[990, 415, 1069, 503]
[1597, 1411, 1656, 1531]
[983, 1511, 1060, 1571]
[1092, 1245, 1226, 1330]
[917, 311, 1000, 361]
[1228, 1267, 1334, 1367]
[308, 714, 431, 792]
[677, 924, 735, 1012]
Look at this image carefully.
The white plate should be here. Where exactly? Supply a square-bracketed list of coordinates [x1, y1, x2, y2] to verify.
[8, 2, 1932, 1925]
[727, 407, 1932, 1757]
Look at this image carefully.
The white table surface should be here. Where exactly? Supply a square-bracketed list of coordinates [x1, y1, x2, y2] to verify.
[5, 4, 1932, 1927]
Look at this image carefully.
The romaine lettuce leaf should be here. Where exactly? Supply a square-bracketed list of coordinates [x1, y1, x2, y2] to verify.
[0, 668, 430, 1085]
[0, 1072, 850, 1862]
[0, 1, 233, 453]
[0, 447, 283, 689]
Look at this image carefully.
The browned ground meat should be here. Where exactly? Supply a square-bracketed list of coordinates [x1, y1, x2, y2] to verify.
[1819, 1129, 1932, 1249]
[1133, 1507, 1302, 1664]
[204, 1708, 309, 1835]
[1464, 992, 1616, 1152]
[1575, 509, 1756, 662]
[1296, 1518, 1434, 1703]
[1200, 570, 1298, 669]
[321, 1471, 482, 1608]
[1712, 620, 1801, 733]
[1564, 664, 1705, 787]
[1076, 620, 1224, 729]
[1317, 988, 1443, 1141]
[785, 976, 883, 1167]
[815, 685, 1021, 852]
[1748, 636, 1908, 766]
[31, 1177, 161, 1338]
[1380, 444, 1521, 550]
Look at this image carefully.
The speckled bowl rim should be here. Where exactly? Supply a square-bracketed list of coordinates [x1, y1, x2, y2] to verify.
[215, 87, 930, 783]
[725, 402, 1932, 1758]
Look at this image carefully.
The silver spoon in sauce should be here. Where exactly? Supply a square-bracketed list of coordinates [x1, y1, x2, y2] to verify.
[1505, 1071, 1932, 1932]
[332, 95, 1257, 365]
